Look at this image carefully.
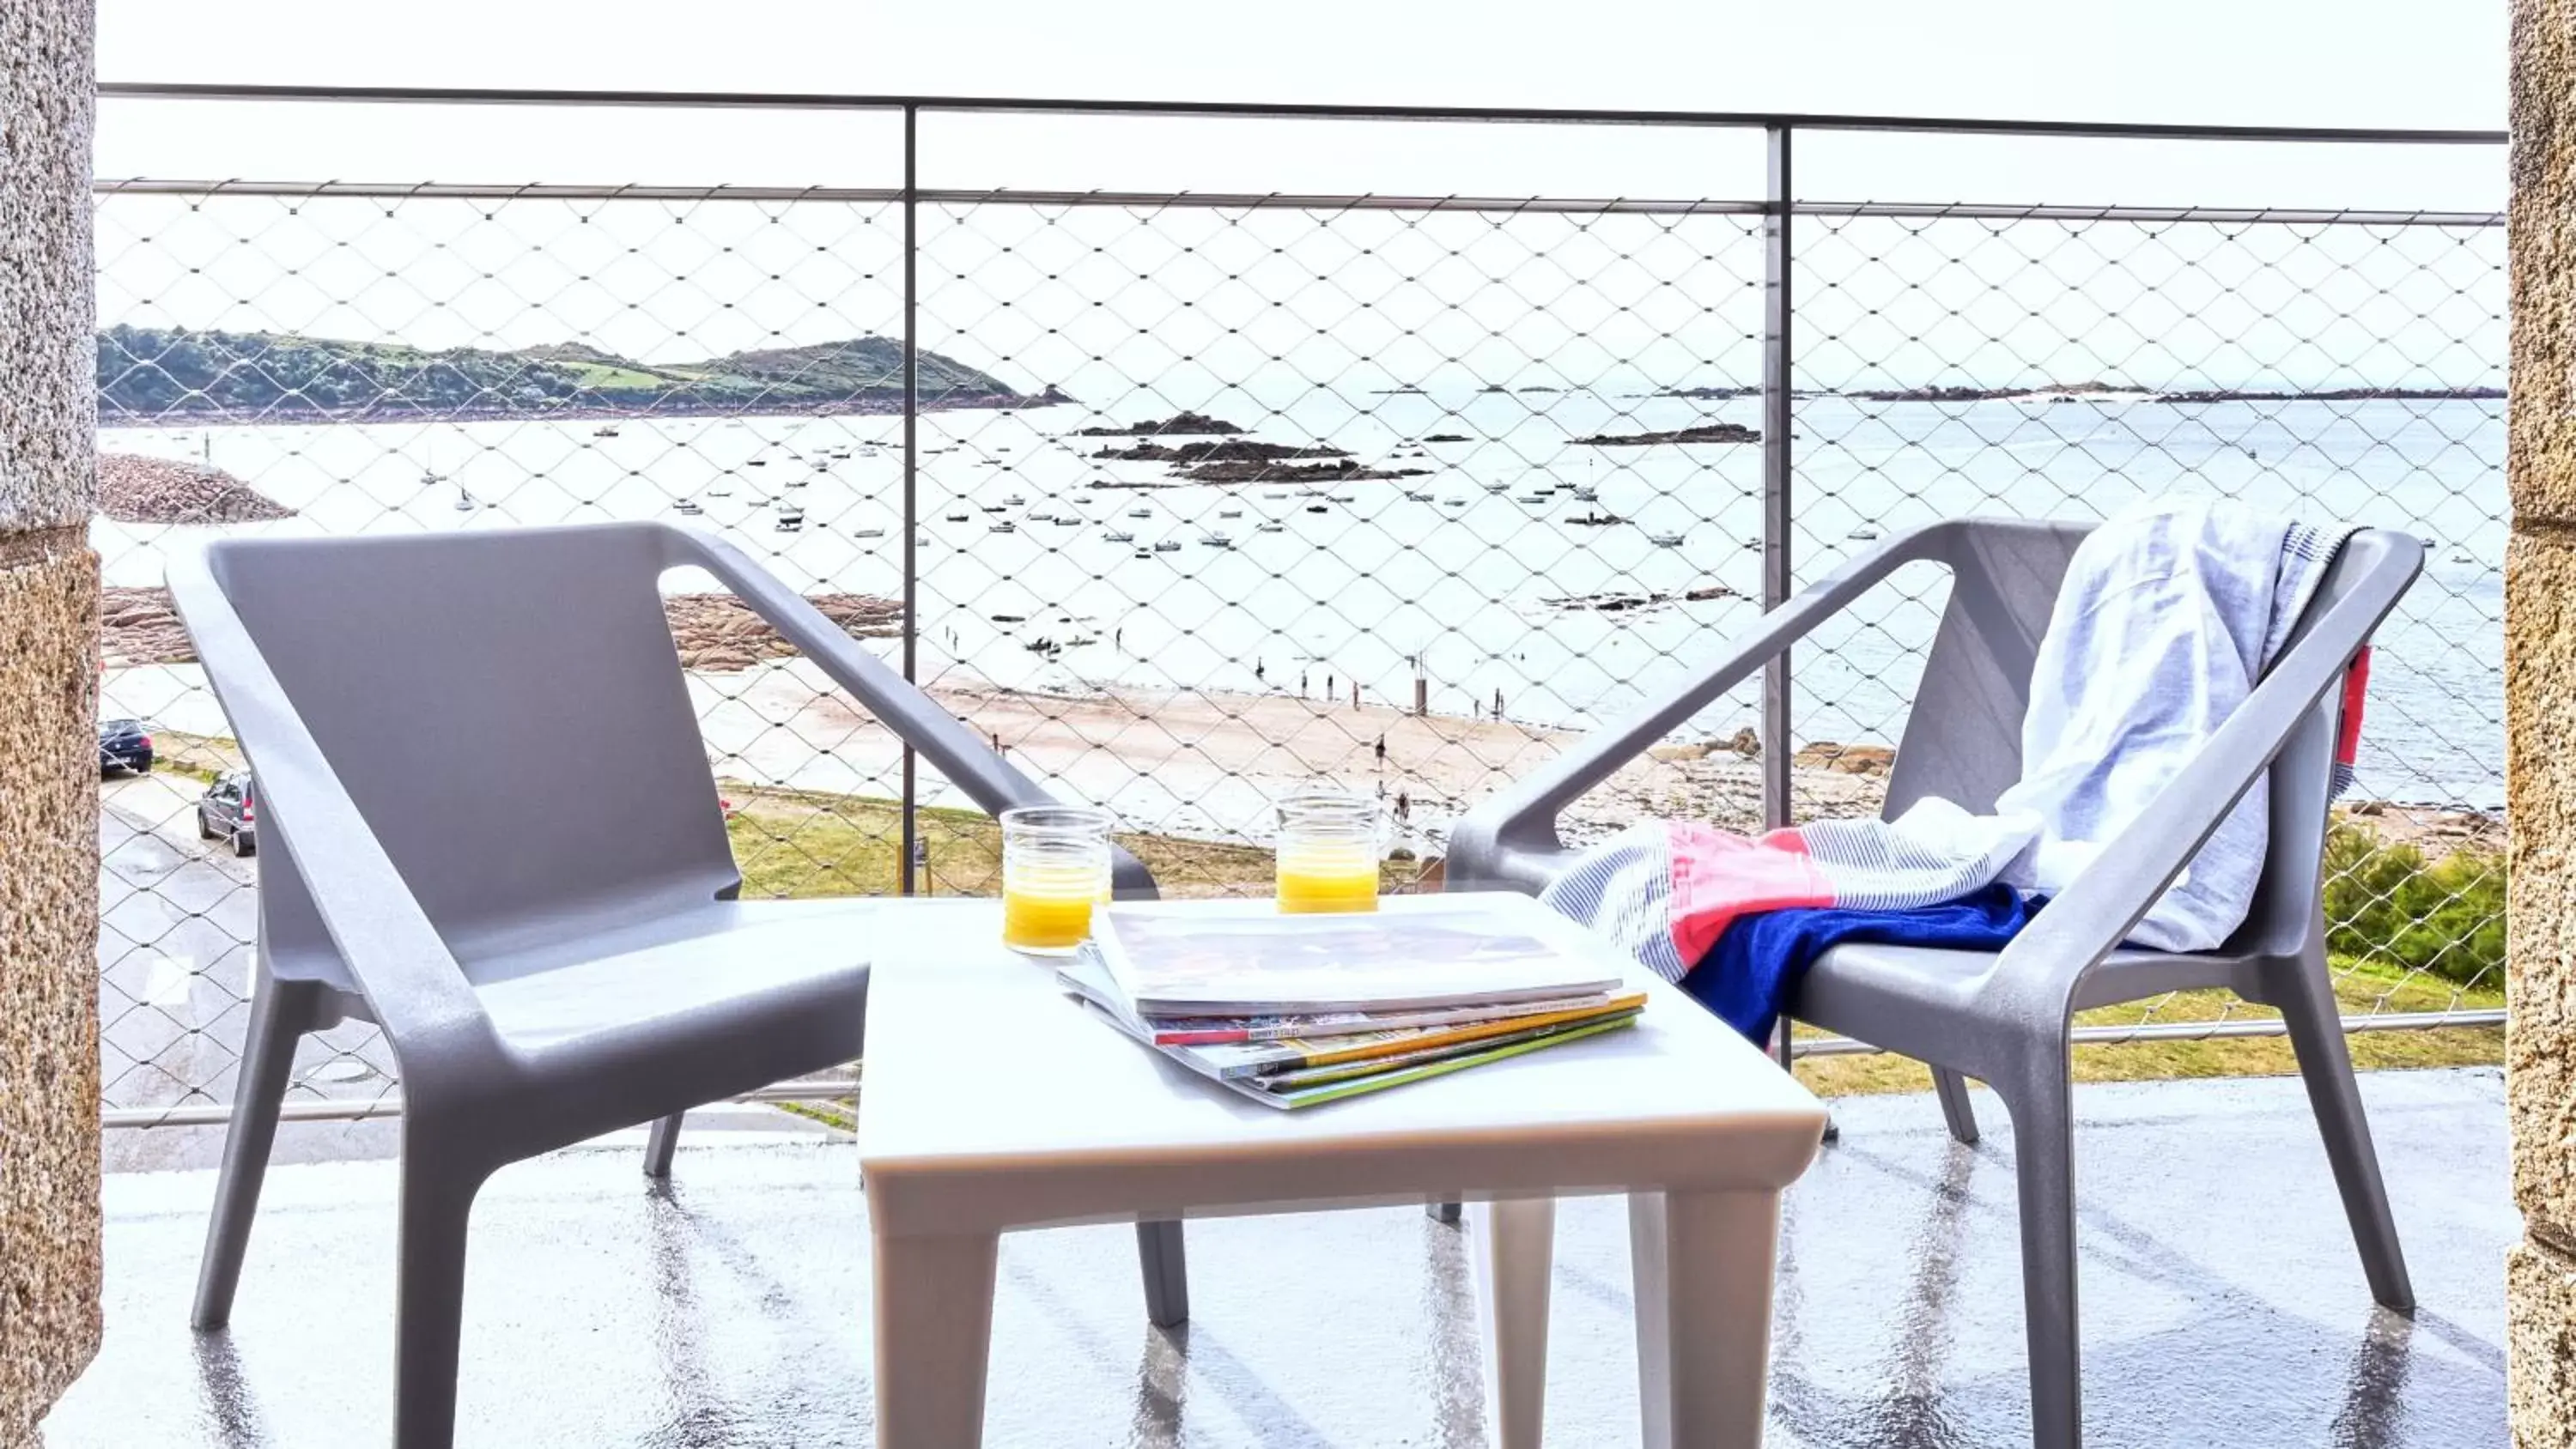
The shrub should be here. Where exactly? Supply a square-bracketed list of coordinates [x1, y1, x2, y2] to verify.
[2320, 821, 2506, 989]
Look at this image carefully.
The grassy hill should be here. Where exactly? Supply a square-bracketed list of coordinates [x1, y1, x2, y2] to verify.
[97, 325, 1055, 422]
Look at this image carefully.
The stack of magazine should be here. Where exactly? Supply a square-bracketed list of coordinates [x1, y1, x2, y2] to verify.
[1060, 900, 1646, 1110]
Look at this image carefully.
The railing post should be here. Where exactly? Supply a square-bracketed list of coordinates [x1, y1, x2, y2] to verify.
[1760, 123, 1795, 834]
[899, 102, 920, 896]
[1762, 124, 1801, 1082]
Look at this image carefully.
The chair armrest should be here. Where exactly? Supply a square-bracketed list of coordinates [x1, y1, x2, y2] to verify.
[166, 547, 507, 1071]
[1971, 530, 2424, 1034]
[1444, 523, 1950, 892]
[669, 530, 1157, 899]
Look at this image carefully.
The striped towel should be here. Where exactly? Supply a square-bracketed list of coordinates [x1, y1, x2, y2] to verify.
[1543, 497, 2369, 1013]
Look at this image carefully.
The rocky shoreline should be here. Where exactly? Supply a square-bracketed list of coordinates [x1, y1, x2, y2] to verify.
[101, 585, 902, 672]
[97, 455, 295, 525]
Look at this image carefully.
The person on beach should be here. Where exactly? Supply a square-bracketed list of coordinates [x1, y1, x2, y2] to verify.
[1493, 688, 1506, 720]
[1375, 734, 1387, 768]
[1396, 791, 1411, 823]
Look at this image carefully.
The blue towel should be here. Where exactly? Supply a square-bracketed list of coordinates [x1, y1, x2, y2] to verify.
[1680, 883, 2037, 1041]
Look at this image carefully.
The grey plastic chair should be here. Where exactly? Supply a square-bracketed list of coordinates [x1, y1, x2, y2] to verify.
[1445, 517, 2421, 1449]
[169, 520, 1189, 1449]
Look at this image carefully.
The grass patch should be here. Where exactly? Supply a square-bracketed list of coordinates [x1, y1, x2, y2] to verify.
[726, 785, 2506, 1100]
[1792, 955, 2503, 1098]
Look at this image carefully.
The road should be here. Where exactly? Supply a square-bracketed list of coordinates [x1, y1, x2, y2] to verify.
[96, 767, 402, 1150]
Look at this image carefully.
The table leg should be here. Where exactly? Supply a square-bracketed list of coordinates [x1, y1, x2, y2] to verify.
[872, 1230, 999, 1449]
[1469, 1197, 1557, 1449]
[1628, 1190, 1781, 1449]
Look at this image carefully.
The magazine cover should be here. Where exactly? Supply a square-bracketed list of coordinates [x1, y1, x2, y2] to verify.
[1067, 991, 1640, 1110]
[1091, 897, 1624, 1017]
[1060, 953, 1644, 1078]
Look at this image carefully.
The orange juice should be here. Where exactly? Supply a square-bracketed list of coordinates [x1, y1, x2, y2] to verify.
[1002, 884, 1098, 951]
[998, 803, 1116, 954]
[1276, 846, 1379, 913]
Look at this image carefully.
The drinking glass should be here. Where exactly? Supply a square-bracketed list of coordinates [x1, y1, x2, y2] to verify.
[1275, 788, 1382, 913]
[1000, 805, 1114, 953]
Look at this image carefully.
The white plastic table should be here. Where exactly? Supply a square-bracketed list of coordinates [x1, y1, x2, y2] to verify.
[858, 893, 1829, 1448]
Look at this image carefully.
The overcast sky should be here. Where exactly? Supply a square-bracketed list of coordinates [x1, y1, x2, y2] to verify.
[93, 1, 2507, 207]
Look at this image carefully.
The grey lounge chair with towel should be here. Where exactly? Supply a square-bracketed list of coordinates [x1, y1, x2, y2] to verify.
[1443, 516, 2421, 1449]
[171, 520, 1189, 1449]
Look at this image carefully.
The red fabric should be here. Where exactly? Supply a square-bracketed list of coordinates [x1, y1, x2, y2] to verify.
[1663, 822, 1838, 966]
[2338, 646, 2371, 770]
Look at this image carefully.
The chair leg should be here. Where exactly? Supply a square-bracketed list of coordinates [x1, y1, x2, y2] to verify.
[643, 1112, 683, 1179]
[1136, 1219, 1189, 1328]
[191, 974, 307, 1330]
[1998, 1058, 2084, 1449]
[1932, 1067, 1982, 1146]
[2273, 952, 2415, 1311]
[392, 1139, 489, 1449]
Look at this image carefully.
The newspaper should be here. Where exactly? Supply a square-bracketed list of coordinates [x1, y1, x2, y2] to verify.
[1091, 899, 1623, 1018]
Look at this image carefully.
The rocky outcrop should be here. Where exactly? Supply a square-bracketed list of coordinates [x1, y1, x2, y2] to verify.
[1176, 458, 1430, 484]
[96, 454, 294, 525]
[1075, 412, 1246, 437]
[1091, 439, 1347, 464]
[100, 586, 902, 672]
[1575, 422, 1760, 446]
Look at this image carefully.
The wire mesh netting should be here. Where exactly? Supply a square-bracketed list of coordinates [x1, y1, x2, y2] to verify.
[88, 174, 2504, 1126]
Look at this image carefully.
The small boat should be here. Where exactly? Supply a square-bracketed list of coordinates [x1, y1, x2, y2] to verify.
[1218, 508, 1243, 518]
[1849, 525, 1881, 541]
[1106, 530, 1135, 543]
[784, 476, 809, 488]
[1257, 521, 1285, 533]
[991, 522, 1018, 534]
[419, 471, 442, 488]
[1443, 497, 1467, 506]
[775, 517, 804, 533]
[1200, 533, 1234, 548]
[1263, 490, 1292, 500]
[1053, 515, 1081, 526]
[981, 505, 1005, 513]
[1152, 540, 1182, 553]
[593, 426, 620, 439]
[1305, 505, 1330, 514]
[856, 527, 886, 539]
[945, 512, 971, 522]
[775, 504, 805, 523]
[2451, 549, 2476, 564]
[1571, 486, 1599, 500]
[1127, 506, 1152, 518]
[1648, 532, 1685, 547]
[812, 458, 833, 470]
[1329, 494, 1355, 502]
[707, 485, 734, 498]
[674, 500, 703, 517]
[1516, 494, 1550, 504]
[1004, 494, 1027, 506]
[1133, 548, 1154, 560]
[453, 491, 477, 512]
[1404, 491, 1432, 501]
[1484, 482, 1510, 492]
[747, 459, 768, 468]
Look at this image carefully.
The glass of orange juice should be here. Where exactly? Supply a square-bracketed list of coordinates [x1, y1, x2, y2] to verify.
[999, 805, 1114, 954]
[1275, 788, 1382, 913]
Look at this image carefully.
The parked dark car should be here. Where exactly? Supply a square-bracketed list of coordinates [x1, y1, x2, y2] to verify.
[197, 770, 256, 857]
[98, 718, 153, 776]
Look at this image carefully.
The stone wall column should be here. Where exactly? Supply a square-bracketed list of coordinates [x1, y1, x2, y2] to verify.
[2513, 3, 2576, 1446]
[0, 0, 99, 1441]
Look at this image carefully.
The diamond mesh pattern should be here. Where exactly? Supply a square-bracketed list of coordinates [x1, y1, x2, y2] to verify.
[88, 177, 2503, 1125]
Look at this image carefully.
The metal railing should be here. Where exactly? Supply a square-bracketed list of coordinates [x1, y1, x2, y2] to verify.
[88, 85, 2507, 1127]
